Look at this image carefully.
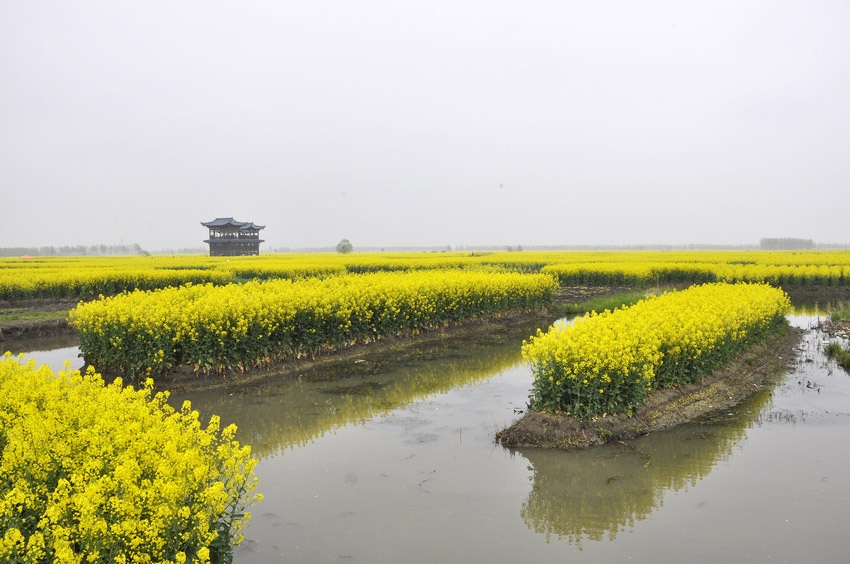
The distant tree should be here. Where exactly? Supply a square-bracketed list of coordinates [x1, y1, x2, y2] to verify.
[336, 239, 353, 254]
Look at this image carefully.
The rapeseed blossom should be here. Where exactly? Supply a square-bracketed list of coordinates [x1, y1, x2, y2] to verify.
[522, 283, 791, 418]
[3, 250, 849, 300]
[0, 353, 260, 563]
[70, 270, 557, 379]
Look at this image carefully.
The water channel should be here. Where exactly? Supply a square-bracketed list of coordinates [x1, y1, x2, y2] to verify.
[5, 307, 850, 563]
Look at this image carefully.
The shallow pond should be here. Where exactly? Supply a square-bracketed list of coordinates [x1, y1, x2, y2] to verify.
[5, 310, 850, 562]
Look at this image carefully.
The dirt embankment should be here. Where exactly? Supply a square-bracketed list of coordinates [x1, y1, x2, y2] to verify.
[0, 298, 82, 341]
[553, 286, 639, 306]
[496, 325, 804, 450]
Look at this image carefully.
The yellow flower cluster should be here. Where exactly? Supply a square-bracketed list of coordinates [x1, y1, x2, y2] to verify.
[70, 270, 557, 379]
[541, 262, 717, 286]
[541, 261, 850, 287]
[3, 250, 850, 299]
[522, 283, 791, 418]
[0, 353, 261, 563]
[0, 265, 231, 300]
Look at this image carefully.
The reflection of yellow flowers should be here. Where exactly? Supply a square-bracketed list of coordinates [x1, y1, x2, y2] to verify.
[0, 353, 261, 562]
[523, 283, 791, 418]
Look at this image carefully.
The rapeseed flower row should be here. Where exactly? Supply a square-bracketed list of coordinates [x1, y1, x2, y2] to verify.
[0, 353, 260, 563]
[541, 262, 850, 287]
[70, 271, 557, 379]
[522, 283, 791, 418]
[0, 268, 231, 300]
[4, 250, 850, 299]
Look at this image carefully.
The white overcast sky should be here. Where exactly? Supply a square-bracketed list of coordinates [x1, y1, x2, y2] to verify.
[1, 1, 848, 250]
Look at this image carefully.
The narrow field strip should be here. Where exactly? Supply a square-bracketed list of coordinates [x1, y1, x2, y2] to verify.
[70, 271, 557, 379]
[541, 261, 850, 287]
[522, 282, 791, 418]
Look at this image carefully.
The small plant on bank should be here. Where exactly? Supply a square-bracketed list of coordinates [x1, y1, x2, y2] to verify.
[830, 308, 850, 323]
[826, 342, 850, 371]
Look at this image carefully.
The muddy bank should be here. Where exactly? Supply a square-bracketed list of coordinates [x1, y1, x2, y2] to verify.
[0, 298, 82, 340]
[554, 286, 639, 306]
[0, 317, 72, 340]
[496, 325, 803, 450]
[821, 317, 850, 340]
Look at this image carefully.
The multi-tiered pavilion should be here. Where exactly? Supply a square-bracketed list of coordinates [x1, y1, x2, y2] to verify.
[201, 217, 265, 256]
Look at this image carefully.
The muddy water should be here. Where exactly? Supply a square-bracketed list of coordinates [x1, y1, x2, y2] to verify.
[6, 311, 850, 562]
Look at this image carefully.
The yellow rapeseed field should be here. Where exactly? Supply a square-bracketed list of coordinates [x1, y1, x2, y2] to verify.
[3, 250, 849, 299]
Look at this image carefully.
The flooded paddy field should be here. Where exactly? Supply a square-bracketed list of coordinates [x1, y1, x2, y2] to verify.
[7, 307, 850, 563]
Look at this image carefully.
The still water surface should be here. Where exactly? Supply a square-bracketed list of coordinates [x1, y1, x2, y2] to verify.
[7, 311, 850, 563]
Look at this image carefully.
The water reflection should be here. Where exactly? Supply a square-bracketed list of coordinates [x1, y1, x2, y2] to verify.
[792, 299, 850, 317]
[172, 319, 545, 458]
[1, 334, 81, 372]
[515, 362, 778, 545]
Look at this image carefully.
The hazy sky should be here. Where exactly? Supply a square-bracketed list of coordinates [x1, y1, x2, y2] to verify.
[2, 1, 849, 250]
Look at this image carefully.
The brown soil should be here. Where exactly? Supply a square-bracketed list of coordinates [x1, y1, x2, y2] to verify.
[495, 325, 804, 450]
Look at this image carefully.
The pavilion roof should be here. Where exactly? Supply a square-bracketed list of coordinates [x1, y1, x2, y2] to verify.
[201, 217, 264, 230]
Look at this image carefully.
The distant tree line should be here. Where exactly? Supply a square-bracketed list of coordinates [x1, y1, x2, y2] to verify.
[759, 238, 815, 250]
[153, 248, 207, 255]
[0, 243, 147, 257]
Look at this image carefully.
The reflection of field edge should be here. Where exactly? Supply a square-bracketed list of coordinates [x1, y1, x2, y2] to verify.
[174, 315, 551, 458]
[514, 373, 780, 544]
[497, 325, 802, 449]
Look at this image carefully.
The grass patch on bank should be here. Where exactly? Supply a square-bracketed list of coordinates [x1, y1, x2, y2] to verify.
[826, 342, 850, 371]
[560, 290, 655, 315]
[0, 309, 69, 323]
[830, 309, 850, 323]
